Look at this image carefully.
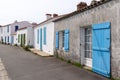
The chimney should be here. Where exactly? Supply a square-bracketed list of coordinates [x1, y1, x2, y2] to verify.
[14, 20, 18, 23]
[77, 2, 87, 11]
[90, 0, 98, 5]
[53, 14, 58, 17]
[46, 14, 52, 20]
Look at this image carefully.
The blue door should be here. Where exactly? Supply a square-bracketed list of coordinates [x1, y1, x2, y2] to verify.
[11, 36, 14, 44]
[40, 28, 42, 50]
[92, 22, 110, 77]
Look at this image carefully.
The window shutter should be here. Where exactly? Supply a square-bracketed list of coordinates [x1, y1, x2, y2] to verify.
[8, 36, 9, 43]
[24, 34, 26, 44]
[64, 29, 69, 52]
[56, 32, 59, 49]
[44, 27, 46, 45]
[37, 29, 39, 44]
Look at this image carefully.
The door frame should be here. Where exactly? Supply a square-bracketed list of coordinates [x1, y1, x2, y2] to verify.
[80, 26, 92, 68]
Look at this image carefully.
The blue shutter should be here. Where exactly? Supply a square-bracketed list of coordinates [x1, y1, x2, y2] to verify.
[64, 29, 69, 52]
[44, 27, 46, 45]
[92, 22, 110, 77]
[37, 29, 39, 44]
[40, 28, 42, 50]
[56, 32, 59, 49]
[11, 36, 14, 44]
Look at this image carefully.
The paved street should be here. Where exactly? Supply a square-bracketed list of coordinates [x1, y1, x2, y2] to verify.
[0, 44, 109, 80]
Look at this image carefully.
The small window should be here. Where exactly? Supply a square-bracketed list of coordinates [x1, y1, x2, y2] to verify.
[59, 31, 64, 49]
[7, 26, 9, 32]
[15, 26, 19, 32]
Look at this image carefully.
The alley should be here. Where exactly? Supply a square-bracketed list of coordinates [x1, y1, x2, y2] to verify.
[0, 44, 109, 80]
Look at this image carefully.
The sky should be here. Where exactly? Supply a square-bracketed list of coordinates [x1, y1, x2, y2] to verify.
[0, 0, 96, 25]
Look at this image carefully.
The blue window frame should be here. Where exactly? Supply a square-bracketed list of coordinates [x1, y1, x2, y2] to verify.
[15, 26, 19, 32]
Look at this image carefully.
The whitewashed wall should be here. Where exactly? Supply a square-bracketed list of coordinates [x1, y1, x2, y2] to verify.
[17, 29, 27, 46]
[27, 27, 34, 47]
[34, 22, 54, 55]
[17, 27, 34, 46]
[1, 26, 11, 44]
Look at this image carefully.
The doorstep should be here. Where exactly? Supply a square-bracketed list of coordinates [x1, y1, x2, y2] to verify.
[30, 48, 52, 57]
[83, 66, 92, 71]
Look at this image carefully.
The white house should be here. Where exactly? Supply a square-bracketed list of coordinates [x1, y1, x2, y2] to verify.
[17, 26, 34, 47]
[0, 24, 11, 44]
[34, 14, 64, 55]
[10, 21, 33, 45]
[0, 21, 34, 45]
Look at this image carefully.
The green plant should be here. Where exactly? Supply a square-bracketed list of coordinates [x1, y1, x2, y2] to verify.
[23, 45, 30, 51]
[67, 60, 71, 63]
[59, 57, 64, 61]
[14, 44, 17, 46]
[111, 77, 120, 80]
[73, 62, 83, 68]
[28, 45, 33, 48]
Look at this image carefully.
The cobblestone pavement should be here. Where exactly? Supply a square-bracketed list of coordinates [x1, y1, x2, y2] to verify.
[0, 58, 10, 80]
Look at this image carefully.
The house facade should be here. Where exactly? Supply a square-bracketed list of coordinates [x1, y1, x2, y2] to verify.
[10, 21, 33, 45]
[34, 14, 63, 55]
[0, 24, 11, 44]
[0, 21, 33, 45]
[54, 0, 120, 78]
[17, 26, 34, 47]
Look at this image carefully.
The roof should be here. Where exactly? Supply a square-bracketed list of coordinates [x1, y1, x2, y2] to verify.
[18, 27, 27, 31]
[53, 0, 112, 22]
[34, 14, 67, 28]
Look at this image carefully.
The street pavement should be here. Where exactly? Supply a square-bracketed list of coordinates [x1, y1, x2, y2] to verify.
[0, 44, 109, 80]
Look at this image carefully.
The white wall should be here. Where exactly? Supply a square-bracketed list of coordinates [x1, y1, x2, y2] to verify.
[13, 35, 17, 45]
[34, 22, 54, 55]
[1, 25, 11, 44]
[27, 27, 34, 47]
[34, 27, 40, 50]
[17, 29, 27, 46]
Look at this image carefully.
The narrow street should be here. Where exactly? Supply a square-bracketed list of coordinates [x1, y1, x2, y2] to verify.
[0, 44, 109, 80]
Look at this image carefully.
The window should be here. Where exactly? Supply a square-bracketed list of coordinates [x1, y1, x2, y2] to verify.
[5, 36, 6, 43]
[85, 28, 92, 58]
[8, 36, 9, 43]
[56, 29, 69, 52]
[7, 26, 9, 32]
[37, 29, 39, 44]
[59, 31, 64, 49]
[15, 26, 19, 32]
[11, 36, 14, 44]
